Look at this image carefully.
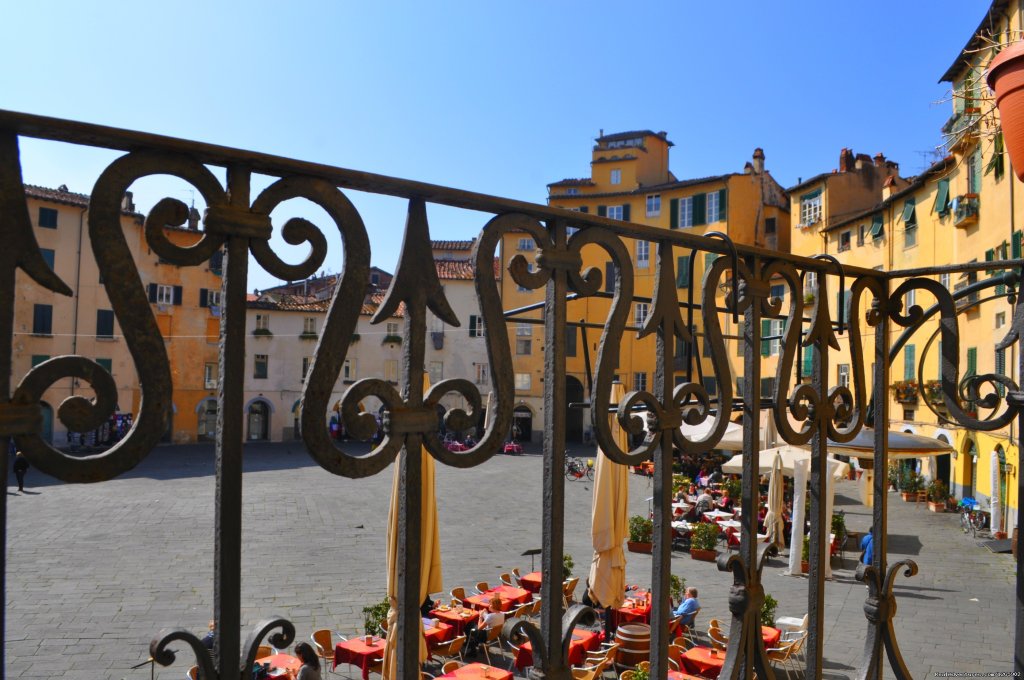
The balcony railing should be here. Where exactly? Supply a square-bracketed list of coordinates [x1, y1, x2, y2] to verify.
[0, 109, 1022, 680]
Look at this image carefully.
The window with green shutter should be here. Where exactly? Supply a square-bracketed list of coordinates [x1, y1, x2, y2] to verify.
[693, 193, 707, 226]
[760, 319, 771, 357]
[597, 205, 607, 218]
[96, 358, 113, 374]
[676, 256, 690, 288]
[704, 253, 718, 272]
[1014, 231, 1023, 259]
[934, 179, 951, 215]
[904, 344, 915, 380]
[801, 348, 813, 377]
[996, 348, 1006, 396]
[986, 132, 1005, 180]
[622, 204, 631, 221]
[31, 355, 49, 367]
[901, 198, 916, 226]
[718, 188, 727, 222]
[870, 214, 884, 239]
[966, 347, 977, 376]
[669, 198, 679, 229]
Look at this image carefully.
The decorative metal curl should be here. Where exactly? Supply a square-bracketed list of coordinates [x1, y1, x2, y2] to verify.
[240, 618, 296, 677]
[500, 604, 596, 678]
[714, 544, 779, 680]
[150, 628, 217, 679]
[855, 559, 918, 680]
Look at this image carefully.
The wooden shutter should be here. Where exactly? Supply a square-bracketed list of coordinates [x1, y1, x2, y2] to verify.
[173, 285, 183, 305]
[669, 198, 679, 229]
[718, 189, 728, 221]
[622, 204, 631, 221]
[605, 261, 615, 293]
[199, 289, 209, 308]
[469, 315, 478, 337]
[966, 347, 977, 376]
[578, 206, 588, 213]
[693, 193, 706, 226]
[1014, 231, 1023, 259]
[904, 344, 915, 380]
[801, 348, 813, 377]
[760, 319, 770, 357]
[676, 256, 690, 288]
[148, 284, 158, 303]
[597, 205, 607, 217]
[933, 179, 950, 214]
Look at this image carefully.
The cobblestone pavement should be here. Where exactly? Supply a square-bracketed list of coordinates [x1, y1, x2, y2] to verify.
[5, 441, 1017, 679]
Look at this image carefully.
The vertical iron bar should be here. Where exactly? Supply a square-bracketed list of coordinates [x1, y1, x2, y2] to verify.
[806, 279, 829, 678]
[0, 224, 12, 680]
[740, 262, 761, 677]
[868, 288, 891, 680]
[214, 165, 250, 677]
[1016, 348, 1023, 674]
[397, 301, 425, 680]
[540, 220, 568, 680]
[649, 251, 673, 680]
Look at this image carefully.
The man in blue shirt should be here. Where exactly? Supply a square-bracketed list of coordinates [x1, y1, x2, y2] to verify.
[860, 528, 874, 565]
[673, 587, 701, 627]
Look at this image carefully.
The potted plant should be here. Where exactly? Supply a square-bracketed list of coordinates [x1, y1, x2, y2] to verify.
[362, 596, 390, 636]
[672, 474, 693, 497]
[800, 535, 810, 574]
[892, 380, 919, 404]
[382, 334, 403, 346]
[760, 593, 778, 628]
[689, 522, 719, 562]
[632, 666, 650, 680]
[887, 465, 901, 492]
[831, 512, 847, 548]
[627, 515, 654, 554]
[926, 479, 948, 512]
[563, 553, 574, 579]
[723, 477, 742, 503]
[988, 41, 1024, 181]
[900, 470, 924, 501]
[923, 380, 944, 405]
[669, 574, 686, 606]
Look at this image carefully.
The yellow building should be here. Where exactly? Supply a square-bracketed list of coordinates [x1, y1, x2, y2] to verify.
[504, 130, 789, 442]
[17, 184, 222, 446]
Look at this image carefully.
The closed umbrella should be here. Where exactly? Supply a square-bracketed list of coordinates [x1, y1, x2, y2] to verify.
[991, 450, 1002, 535]
[382, 373, 442, 680]
[588, 381, 629, 611]
[763, 453, 785, 550]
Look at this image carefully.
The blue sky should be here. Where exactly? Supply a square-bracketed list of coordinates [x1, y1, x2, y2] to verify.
[1, 1, 992, 290]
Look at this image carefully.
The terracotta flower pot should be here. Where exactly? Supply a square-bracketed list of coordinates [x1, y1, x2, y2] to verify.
[627, 541, 653, 554]
[988, 41, 1024, 180]
[928, 501, 946, 513]
[690, 548, 717, 562]
[800, 561, 809, 574]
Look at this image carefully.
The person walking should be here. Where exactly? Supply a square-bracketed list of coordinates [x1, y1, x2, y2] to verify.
[13, 451, 28, 492]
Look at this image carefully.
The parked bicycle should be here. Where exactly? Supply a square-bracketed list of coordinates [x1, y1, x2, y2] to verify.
[958, 497, 989, 537]
[565, 456, 594, 481]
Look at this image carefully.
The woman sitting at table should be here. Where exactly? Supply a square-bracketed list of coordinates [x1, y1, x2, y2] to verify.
[717, 489, 734, 511]
[464, 596, 505, 658]
[291, 642, 322, 680]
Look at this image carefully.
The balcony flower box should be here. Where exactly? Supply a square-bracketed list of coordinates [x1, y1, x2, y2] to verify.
[892, 380, 919, 404]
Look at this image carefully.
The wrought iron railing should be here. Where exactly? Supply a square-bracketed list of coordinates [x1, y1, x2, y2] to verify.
[0, 109, 1022, 679]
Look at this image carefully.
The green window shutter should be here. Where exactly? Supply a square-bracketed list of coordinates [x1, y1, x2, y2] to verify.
[718, 188, 728, 221]
[870, 214, 884, 238]
[760, 319, 771, 357]
[934, 178, 950, 215]
[578, 206, 588, 213]
[986, 133, 1005, 178]
[669, 198, 679, 229]
[901, 198, 916, 225]
[96, 358, 113, 374]
[966, 347, 977, 376]
[801, 348, 813, 377]
[30, 355, 49, 367]
[986, 248, 996, 275]
[693, 193, 707, 226]
[1014, 231, 1023, 259]
[622, 204, 631, 221]
[469, 315, 478, 337]
[597, 205, 607, 218]
[996, 348, 1007, 396]
[676, 256, 690, 288]
[904, 344, 915, 381]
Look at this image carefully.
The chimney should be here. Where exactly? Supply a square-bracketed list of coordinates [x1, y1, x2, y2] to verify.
[188, 206, 200, 230]
[752, 148, 765, 174]
[121, 191, 135, 213]
[882, 175, 897, 200]
[838, 148, 855, 173]
[874, 152, 886, 168]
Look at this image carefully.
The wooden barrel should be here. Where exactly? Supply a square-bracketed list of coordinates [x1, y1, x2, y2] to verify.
[614, 623, 650, 668]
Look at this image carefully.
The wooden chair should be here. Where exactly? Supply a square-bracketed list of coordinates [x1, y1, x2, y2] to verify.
[432, 634, 466, 663]
[530, 598, 543, 618]
[667, 643, 686, 671]
[442, 661, 464, 674]
[709, 627, 729, 651]
[511, 567, 523, 585]
[312, 629, 343, 674]
[475, 581, 490, 594]
[500, 572, 514, 586]
[256, 645, 273, 659]
[450, 587, 467, 605]
[378, 617, 389, 636]
[571, 659, 607, 680]
[671, 636, 689, 648]
[766, 640, 795, 677]
[481, 625, 503, 666]
[367, 657, 384, 676]
[667, 615, 682, 639]
[562, 577, 580, 607]
[513, 603, 531, 618]
[915, 490, 929, 507]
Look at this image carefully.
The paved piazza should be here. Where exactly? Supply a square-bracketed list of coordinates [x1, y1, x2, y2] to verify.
[5, 441, 1017, 679]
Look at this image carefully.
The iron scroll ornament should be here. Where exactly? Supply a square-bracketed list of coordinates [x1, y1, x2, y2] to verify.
[716, 544, 779, 680]
[501, 604, 597, 678]
[150, 617, 296, 679]
[855, 560, 919, 680]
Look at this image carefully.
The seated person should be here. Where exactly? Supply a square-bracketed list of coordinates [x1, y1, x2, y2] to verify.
[464, 597, 505, 657]
[707, 469, 723, 486]
[717, 489, 734, 511]
[695, 487, 714, 508]
[672, 587, 701, 627]
[420, 595, 435, 619]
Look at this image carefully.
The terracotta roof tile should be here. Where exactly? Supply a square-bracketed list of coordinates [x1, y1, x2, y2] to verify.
[24, 183, 144, 219]
[432, 239, 475, 250]
[547, 178, 596, 188]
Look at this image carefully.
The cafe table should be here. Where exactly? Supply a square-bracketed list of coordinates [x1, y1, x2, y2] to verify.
[761, 626, 782, 649]
[425, 621, 455, 650]
[440, 662, 513, 680]
[431, 605, 479, 635]
[667, 672, 705, 680]
[608, 593, 652, 627]
[520, 571, 543, 593]
[516, 628, 599, 669]
[334, 635, 387, 679]
[680, 646, 726, 678]
[719, 519, 742, 531]
[255, 653, 301, 679]
[703, 510, 735, 522]
[465, 585, 531, 611]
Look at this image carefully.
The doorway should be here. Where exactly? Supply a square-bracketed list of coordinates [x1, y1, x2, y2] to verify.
[247, 401, 269, 441]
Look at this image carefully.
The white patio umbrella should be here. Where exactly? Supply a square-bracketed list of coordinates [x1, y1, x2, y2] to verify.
[721, 445, 849, 480]
[763, 453, 785, 550]
[588, 381, 628, 609]
[786, 457, 842, 578]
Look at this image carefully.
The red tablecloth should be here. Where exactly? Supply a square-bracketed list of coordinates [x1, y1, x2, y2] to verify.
[516, 629, 599, 669]
[609, 595, 652, 627]
[465, 585, 531, 611]
[431, 607, 480, 635]
[520, 571, 543, 593]
[440, 662, 513, 680]
[761, 626, 781, 649]
[256, 654, 301, 679]
[334, 637, 387, 679]
[668, 672, 706, 680]
[681, 646, 725, 678]
[426, 622, 455, 649]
